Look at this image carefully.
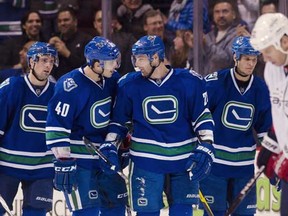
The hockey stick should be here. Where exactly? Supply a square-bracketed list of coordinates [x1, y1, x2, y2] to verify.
[0, 194, 14, 216]
[188, 162, 214, 216]
[199, 190, 214, 216]
[83, 137, 128, 182]
[83, 137, 132, 216]
[224, 165, 265, 216]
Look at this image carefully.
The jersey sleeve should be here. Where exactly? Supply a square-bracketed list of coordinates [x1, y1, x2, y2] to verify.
[0, 79, 13, 138]
[187, 71, 214, 142]
[254, 81, 273, 141]
[46, 77, 83, 149]
[108, 75, 133, 139]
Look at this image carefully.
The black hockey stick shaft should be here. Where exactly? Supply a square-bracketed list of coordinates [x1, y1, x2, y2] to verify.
[225, 165, 265, 216]
[83, 137, 128, 182]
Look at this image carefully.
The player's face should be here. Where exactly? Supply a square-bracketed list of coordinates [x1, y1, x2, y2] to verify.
[102, 58, 121, 78]
[260, 45, 287, 66]
[22, 12, 42, 38]
[133, 54, 153, 76]
[236, 55, 258, 76]
[32, 55, 55, 80]
[144, 15, 164, 38]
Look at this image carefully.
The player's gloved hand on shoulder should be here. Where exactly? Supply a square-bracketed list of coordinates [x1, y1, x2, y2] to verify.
[99, 142, 120, 174]
[273, 152, 288, 182]
[53, 158, 77, 194]
[186, 142, 215, 181]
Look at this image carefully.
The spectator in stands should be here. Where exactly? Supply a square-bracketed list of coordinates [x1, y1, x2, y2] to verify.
[93, 9, 102, 36]
[91, 9, 136, 76]
[116, 0, 153, 39]
[30, 0, 59, 37]
[260, 0, 278, 14]
[165, 0, 210, 45]
[0, 10, 45, 69]
[170, 29, 193, 69]
[49, 7, 92, 80]
[143, 9, 171, 63]
[203, 0, 249, 76]
[237, 0, 259, 31]
[0, 40, 35, 83]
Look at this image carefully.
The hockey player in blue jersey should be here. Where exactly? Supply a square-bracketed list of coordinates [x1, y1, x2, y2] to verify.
[98, 35, 215, 216]
[46, 36, 128, 216]
[0, 42, 58, 216]
[201, 36, 272, 216]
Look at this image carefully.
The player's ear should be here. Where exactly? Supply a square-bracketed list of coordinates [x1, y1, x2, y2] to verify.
[29, 58, 34, 68]
[92, 61, 102, 72]
[152, 53, 159, 61]
[151, 53, 160, 66]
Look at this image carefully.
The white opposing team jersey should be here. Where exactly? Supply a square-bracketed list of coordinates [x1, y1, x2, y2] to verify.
[264, 62, 288, 157]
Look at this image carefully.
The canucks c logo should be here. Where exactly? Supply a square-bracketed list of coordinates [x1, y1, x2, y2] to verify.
[20, 105, 47, 133]
[143, 95, 178, 124]
[221, 101, 254, 131]
[90, 97, 112, 128]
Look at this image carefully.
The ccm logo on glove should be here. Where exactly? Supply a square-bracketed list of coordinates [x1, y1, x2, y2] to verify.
[55, 165, 76, 172]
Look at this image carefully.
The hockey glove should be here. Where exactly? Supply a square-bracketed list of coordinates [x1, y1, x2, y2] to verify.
[118, 133, 131, 169]
[274, 152, 288, 182]
[99, 142, 120, 174]
[257, 146, 278, 179]
[53, 158, 77, 194]
[257, 129, 281, 179]
[186, 142, 215, 182]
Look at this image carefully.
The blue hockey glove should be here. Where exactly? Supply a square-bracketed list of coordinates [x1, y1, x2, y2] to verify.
[99, 142, 120, 174]
[53, 158, 77, 194]
[186, 142, 215, 182]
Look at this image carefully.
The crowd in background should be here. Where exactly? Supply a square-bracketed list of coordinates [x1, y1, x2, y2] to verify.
[0, 0, 280, 80]
[0, 1, 287, 216]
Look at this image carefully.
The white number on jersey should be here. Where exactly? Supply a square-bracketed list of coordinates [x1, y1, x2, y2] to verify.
[55, 102, 70, 117]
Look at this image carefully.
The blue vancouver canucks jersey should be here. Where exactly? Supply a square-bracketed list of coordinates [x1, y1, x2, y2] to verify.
[0, 76, 55, 180]
[109, 68, 214, 173]
[46, 67, 119, 169]
[205, 68, 272, 178]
